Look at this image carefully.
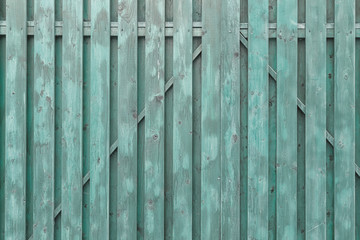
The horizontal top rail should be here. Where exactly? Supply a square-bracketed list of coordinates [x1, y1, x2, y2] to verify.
[0, 21, 360, 38]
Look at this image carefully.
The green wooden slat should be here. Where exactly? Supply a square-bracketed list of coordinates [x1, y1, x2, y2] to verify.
[277, 0, 297, 238]
[33, 0, 55, 238]
[201, 0, 222, 238]
[144, 0, 165, 238]
[220, 0, 240, 238]
[172, 0, 192, 238]
[305, 0, 327, 238]
[117, 0, 138, 238]
[334, 0, 355, 239]
[62, 0, 83, 238]
[90, 0, 110, 238]
[247, 0, 269, 239]
[4, 0, 27, 239]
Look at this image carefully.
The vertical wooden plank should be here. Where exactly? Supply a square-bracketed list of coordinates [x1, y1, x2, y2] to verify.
[201, 0, 221, 238]
[62, 0, 83, 238]
[220, 0, 240, 238]
[4, 0, 27, 239]
[334, 0, 355, 238]
[144, 0, 165, 237]
[277, 0, 297, 238]
[172, 0, 192, 238]
[117, 0, 137, 238]
[305, 0, 326, 238]
[33, 0, 55, 238]
[247, 0, 268, 238]
[90, 0, 110, 238]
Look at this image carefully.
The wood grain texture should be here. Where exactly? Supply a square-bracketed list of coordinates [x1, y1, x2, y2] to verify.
[118, 0, 138, 239]
[4, 0, 27, 239]
[172, 0, 192, 238]
[305, 0, 327, 238]
[201, 0, 222, 238]
[62, 0, 83, 238]
[334, 0, 355, 239]
[247, 0, 269, 239]
[220, 0, 241, 238]
[276, 0, 297, 238]
[33, 0, 55, 238]
[90, 0, 110, 238]
[144, 0, 165, 238]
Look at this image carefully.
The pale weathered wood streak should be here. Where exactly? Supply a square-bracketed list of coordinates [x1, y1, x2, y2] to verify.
[305, 0, 327, 238]
[90, 0, 110, 238]
[247, 0, 269, 238]
[172, 0, 192, 238]
[201, 0, 222, 238]
[277, 0, 297, 238]
[334, 0, 356, 239]
[118, 0, 138, 239]
[144, 0, 165, 238]
[33, 0, 55, 238]
[62, 0, 83, 238]
[220, 0, 241, 238]
[4, 0, 27, 239]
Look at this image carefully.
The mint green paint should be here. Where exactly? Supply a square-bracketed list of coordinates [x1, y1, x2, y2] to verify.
[247, 0, 269, 239]
[4, 1, 27, 239]
[144, 0, 165, 238]
[173, 0, 192, 238]
[201, 0, 222, 238]
[33, 0, 55, 238]
[305, 0, 327, 238]
[118, 0, 138, 238]
[334, 0, 356, 239]
[220, 0, 241, 238]
[0, 0, 359, 239]
[89, 0, 110, 238]
[61, 0, 83, 238]
[277, 0, 297, 238]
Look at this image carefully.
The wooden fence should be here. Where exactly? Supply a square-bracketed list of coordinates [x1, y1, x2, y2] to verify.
[0, 0, 360, 239]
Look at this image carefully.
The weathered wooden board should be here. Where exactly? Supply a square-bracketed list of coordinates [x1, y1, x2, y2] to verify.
[89, 0, 110, 238]
[220, 0, 241, 238]
[4, 0, 27, 239]
[118, 0, 138, 238]
[172, 0, 193, 238]
[247, 0, 269, 239]
[0, 0, 358, 239]
[277, 0, 297, 238]
[144, 0, 165, 238]
[201, 0, 222, 238]
[33, 0, 55, 238]
[334, 0, 356, 239]
[305, 0, 327, 238]
[62, 0, 83, 239]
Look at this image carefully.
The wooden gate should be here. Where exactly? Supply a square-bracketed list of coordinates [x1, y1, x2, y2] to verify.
[0, 0, 359, 239]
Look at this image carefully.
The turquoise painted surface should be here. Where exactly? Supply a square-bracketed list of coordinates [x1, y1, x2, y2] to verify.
[0, 0, 358, 239]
